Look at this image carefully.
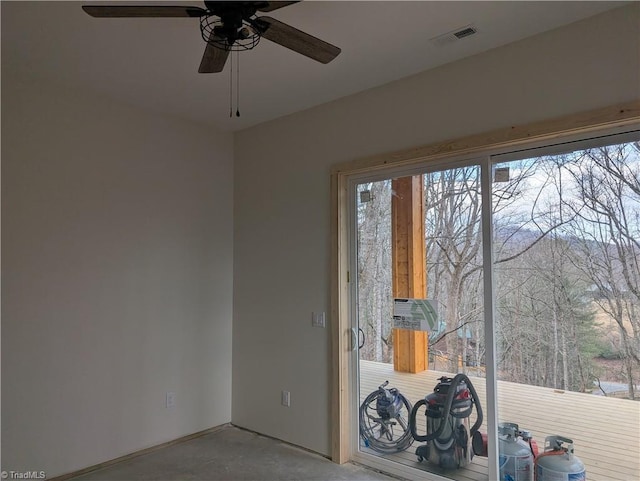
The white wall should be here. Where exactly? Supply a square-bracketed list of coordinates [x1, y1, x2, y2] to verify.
[1, 75, 234, 476]
[232, 4, 640, 456]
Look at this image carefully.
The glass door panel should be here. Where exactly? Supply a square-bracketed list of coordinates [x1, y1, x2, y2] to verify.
[492, 141, 640, 481]
[354, 165, 488, 480]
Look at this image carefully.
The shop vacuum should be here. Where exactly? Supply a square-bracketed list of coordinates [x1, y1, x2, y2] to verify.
[409, 374, 483, 469]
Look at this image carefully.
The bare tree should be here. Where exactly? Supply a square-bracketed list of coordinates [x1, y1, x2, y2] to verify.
[558, 144, 640, 398]
[355, 141, 639, 401]
[425, 161, 547, 373]
[357, 181, 393, 362]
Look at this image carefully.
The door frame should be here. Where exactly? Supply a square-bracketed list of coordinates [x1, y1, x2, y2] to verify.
[329, 102, 640, 475]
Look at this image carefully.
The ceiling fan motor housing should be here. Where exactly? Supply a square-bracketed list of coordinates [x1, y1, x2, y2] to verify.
[201, 1, 264, 50]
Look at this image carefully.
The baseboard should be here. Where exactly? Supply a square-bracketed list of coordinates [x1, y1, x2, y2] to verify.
[47, 423, 231, 481]
[230, 423, 331, 461]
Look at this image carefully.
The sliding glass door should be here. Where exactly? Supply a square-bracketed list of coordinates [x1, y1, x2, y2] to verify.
[348, 132, 640, 481]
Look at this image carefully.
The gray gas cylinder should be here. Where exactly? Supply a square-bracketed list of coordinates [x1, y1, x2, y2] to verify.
[535, 436, 586, 481]
[498, 423, 535, 481]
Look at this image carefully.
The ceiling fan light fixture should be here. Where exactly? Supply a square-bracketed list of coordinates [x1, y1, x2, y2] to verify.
[200, 14, 261, 51]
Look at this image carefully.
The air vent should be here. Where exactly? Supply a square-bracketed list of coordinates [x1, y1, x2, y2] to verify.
[454, 26, 477, 39]
[430, 24, 478, 47]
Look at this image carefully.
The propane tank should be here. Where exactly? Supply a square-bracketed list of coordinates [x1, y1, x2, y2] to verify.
[472, 423, 538, 481]
[498, 423, 536, 481]
[535, 436, 585, 481]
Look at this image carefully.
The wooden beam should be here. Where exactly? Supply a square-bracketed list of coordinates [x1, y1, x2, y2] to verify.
[332, 101, 640, 176]
[391, 176, 428, 373]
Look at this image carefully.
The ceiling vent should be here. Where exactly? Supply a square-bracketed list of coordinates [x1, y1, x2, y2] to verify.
[454, 26, 477, 39]
[430, 25, 478, 47]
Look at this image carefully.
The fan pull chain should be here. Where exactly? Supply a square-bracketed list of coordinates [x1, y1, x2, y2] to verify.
[229, 49, 233, 118]
[236, 51, 240, 117]
[228, 51, 241, 118]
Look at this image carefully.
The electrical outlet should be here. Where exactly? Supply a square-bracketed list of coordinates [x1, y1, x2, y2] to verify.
[281, 390, 290, 407]
[166, 391, 176, 408]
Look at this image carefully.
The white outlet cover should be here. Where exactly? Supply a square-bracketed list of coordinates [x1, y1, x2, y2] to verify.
[166, 392, 176, 408]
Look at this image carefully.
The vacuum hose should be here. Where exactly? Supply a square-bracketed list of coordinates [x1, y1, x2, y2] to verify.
[409, 398, 430, 442]
[409, 373, 483, 443]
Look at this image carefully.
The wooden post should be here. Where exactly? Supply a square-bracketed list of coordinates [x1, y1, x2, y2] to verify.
[392, 176, 429, 373]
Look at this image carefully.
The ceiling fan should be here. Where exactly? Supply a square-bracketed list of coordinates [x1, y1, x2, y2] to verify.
[82, 1, 342, 73]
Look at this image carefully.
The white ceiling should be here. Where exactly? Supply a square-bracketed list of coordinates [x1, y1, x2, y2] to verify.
[2, 1, 629, 132]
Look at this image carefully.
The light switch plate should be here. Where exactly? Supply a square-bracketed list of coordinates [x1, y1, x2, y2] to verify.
[312, 312, 326, 328]
[166, 392, 176, 408]
[281, 390, 290, 407]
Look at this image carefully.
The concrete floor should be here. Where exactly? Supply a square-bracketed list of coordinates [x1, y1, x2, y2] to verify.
[70, 426, 398, 481]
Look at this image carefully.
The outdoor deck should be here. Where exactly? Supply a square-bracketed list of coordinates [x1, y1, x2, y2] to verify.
[359, 360, 640, 481]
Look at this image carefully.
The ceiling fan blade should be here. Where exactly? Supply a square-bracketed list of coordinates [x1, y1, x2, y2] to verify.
[82, 5, 206, 18]
[198, 36, 230, 73]
[257, 2, 300, 12]
[255, 16, 340, 64]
